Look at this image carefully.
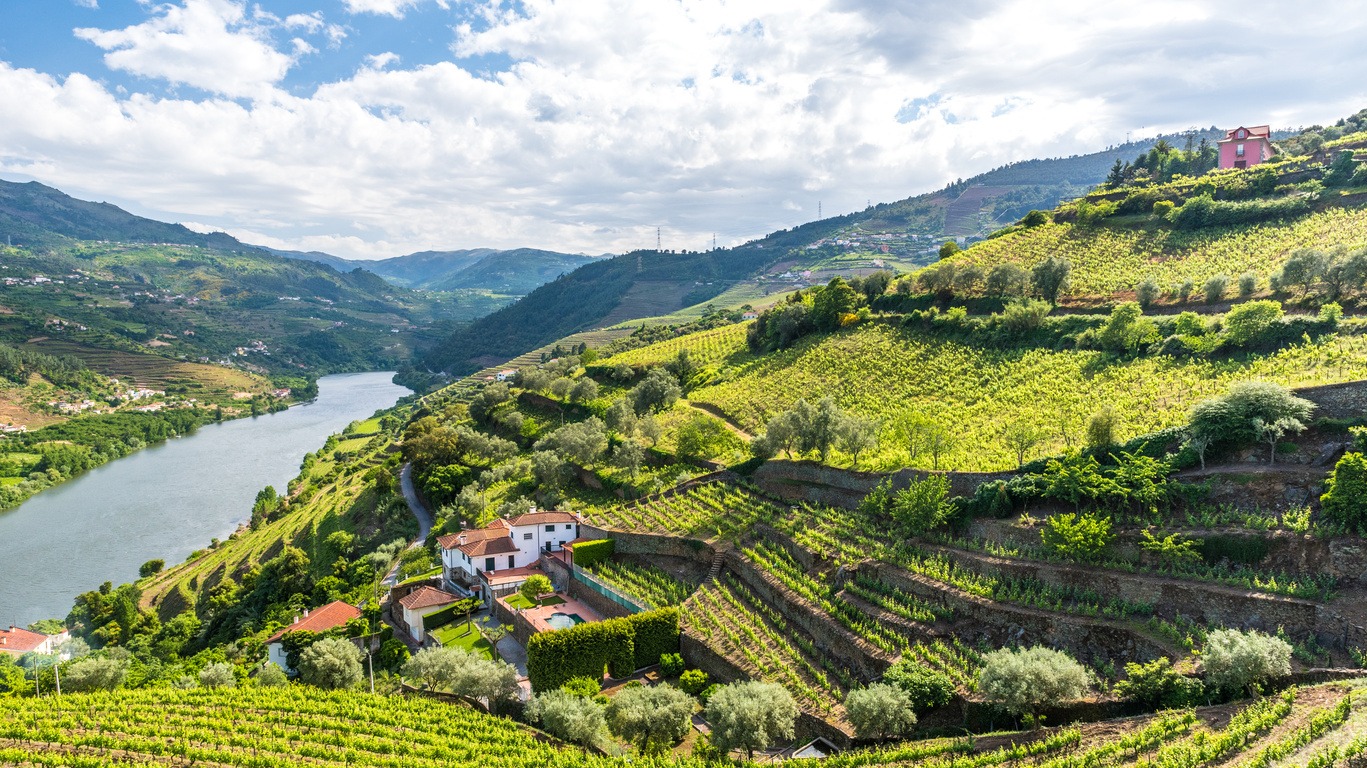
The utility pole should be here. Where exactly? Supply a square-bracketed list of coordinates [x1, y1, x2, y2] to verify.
[53, 661, 60, 697]
[818, 201, 822, 219]
[657, 227, 661, 251]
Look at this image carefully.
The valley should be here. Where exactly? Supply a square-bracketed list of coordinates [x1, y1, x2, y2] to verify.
[5, 110, 1367, 768]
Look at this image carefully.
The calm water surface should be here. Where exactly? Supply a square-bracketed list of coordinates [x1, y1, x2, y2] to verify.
[0, 371, 410, 627]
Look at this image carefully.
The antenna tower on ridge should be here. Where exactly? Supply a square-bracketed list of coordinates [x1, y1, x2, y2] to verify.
[657, 227, 661, 251]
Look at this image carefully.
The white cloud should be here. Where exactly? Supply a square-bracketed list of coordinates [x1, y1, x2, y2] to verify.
[73, 0, 99, 9]
[342, 0, 429, 18]
[73, 0, 295, 98]
[3, 0, 1365, 259]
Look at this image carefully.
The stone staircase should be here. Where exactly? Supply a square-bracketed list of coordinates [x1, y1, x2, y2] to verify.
[706, 549, 728, 583]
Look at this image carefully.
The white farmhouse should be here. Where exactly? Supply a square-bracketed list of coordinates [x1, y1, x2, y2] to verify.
[396, 586, 461, 644]
[439, 509, 581, 603]
[264, 601, 361, 674]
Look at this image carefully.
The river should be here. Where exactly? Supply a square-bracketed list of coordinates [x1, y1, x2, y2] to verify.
[0, 371, 411, 628]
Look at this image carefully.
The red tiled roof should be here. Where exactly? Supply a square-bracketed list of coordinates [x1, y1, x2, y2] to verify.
[1219, 125, 1272, 141]
[398, 586, 461, 611]
[266, 601, 362, 643]
[459, 536, 519, 557]
[510, 510, 577, 526]
[0, 626, 50, 655]
[437, 520, 512, 551]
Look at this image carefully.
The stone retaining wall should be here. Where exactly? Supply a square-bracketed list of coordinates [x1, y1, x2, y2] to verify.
[578, 524, 717, 565]
[679, 633, 853, 747]
[753, 460, 1011, 509]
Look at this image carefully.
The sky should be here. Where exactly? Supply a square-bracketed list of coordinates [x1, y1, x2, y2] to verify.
[0, 1, 1365, 259]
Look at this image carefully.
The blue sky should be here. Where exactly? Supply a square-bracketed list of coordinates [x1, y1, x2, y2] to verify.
[0, 0, 1364, 258]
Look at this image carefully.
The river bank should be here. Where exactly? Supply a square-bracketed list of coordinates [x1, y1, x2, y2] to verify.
[0, 372, 411, 627]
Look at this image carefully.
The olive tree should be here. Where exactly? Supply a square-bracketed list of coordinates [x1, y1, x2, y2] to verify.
[1202, 629, 1291, 698]
[526, 689, 607, 747]
[198, 662, 236, 689]
[630, 368, 682, 414]
[845, 683, 917, 741]
[63, 657, 129, 692]
[403, 647, 520, 707]
[256, 662, 289, 687]
[298, 637, 363, 690]
[977, 646, 1089, 727]
[1031, 256, 1071, 303]
[705, 681, 798, 759]
[605, 683, 694, 755]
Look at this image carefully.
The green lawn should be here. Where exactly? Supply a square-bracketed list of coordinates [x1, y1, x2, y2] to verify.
[429, 622, 494, 658]
[504, 594, 566, 610]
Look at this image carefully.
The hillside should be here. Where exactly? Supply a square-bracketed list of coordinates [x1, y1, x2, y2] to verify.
[276, 246, 595, 294]
[422, 130, 1263, 374]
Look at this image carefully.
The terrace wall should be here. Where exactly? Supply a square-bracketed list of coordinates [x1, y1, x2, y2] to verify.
[917, 544, 1366, 649]
[752, 460, 1011, 509]
[679, 632, 853, 747]
[578, 523, 717, 565]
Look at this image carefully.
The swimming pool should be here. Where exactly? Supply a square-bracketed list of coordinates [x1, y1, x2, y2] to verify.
[544, 612, 585, 631]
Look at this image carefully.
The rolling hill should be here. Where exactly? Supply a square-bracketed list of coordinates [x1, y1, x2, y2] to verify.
[275, 246, 595, 294]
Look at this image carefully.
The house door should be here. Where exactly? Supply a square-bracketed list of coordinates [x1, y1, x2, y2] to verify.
[1234, 160, 1246, 169]
[508, 555, 515, 569]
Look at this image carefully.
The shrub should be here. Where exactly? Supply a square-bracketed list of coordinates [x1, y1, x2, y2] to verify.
[606, 683, 694, 755]
[845, 683, 917, 741]
[882, 659, 955, 711]
[977, 646, 1089, 726]
[1319, 301, 1343, 326]
[1136, 278, 1160, 307]
[376, 637, 411, 672]
[1202, 629, 1291, 697]
[1041, 512, 1114, 562]
[527, 689, 607, 747]
[1188, 380, 1313, 450]
[255, 663, 289, 687]
[198, 662, 236, 689]
[890, 475, 954, 534]
[679, 669, 709, 696]
[705, 681, 798, 759]
[1238, 272, 1258, 297]
[1321, 452, 1367, 533]
[526, 608, 679, 691]
[1222, 300, 1284, 346]
[1204, 275, 1229, 304]
[698, 683, 720, 704]
[659, 652, 685, 677]
[1113, 657, 1203, 709]
[402, 646, 519, 705]
[139, 559, 165, 578]
[1152, 200, 1175, 217]
[561, 676, 602, 698]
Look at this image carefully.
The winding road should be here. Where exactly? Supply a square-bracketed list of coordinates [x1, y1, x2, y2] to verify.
[382, 463, 434, 587]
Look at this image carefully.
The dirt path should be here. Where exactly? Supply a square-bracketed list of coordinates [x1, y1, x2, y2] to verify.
[682, 399, 753, 441]
[1175, 463, 1328, 480]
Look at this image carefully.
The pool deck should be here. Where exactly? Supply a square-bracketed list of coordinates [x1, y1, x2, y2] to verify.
[522, 593, 603, 633]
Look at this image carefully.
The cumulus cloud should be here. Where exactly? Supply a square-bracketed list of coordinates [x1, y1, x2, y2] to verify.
[73, 0, 295, 98]
[2, 0, 1365, 258]
[72, 0, 99, 9]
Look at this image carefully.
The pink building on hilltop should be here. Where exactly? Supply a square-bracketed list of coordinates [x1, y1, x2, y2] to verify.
[1217, 125, 1274, 169]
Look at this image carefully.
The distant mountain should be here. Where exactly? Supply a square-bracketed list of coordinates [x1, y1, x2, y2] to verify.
[274, 247, 595, 294]
[0, 179, 249, 251]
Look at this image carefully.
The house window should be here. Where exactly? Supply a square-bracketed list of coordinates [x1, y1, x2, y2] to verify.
[508, 555, 515, 568]
[1236, 143, 1245, 156]
[523, 532, 532, 540]
[484, 557, 495, 572]
[545, 524, 555, 532]
[1237, 129, 1246, 138]
[564, 524, 572, 530]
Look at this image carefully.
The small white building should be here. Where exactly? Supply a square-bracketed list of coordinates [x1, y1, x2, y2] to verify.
[396, 586, 461, 643]
[264, 601, 361, 674]
[495, 369, 518, 382]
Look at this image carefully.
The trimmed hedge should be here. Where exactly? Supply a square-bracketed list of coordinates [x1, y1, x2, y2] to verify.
[526, 618, 634, 692]
[526, 607, 680, 692]
[628, 607, 680, 670]
[421, 604, 459, 630]
[571, 539, 615, 569]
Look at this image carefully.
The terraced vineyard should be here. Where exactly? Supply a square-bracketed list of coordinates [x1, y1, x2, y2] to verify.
[952, 206, 1367, 296]
[683, 576, 853, 714]
[586, 560, 695, 609]
[585, 478, 783, 538]
[603, 322, 752, 368]
[688, 321, 1367, 471]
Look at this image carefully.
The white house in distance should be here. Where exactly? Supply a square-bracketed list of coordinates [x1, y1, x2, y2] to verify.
[0, 625, 67, 658]
[265, 600, 362, 673]
[397, 586, 461, 643]
[439, 508, 581, 601]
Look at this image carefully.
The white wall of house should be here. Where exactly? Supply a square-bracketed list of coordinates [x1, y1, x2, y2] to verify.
[267, 642, 290, 673]
[440, 521, 578, 583]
